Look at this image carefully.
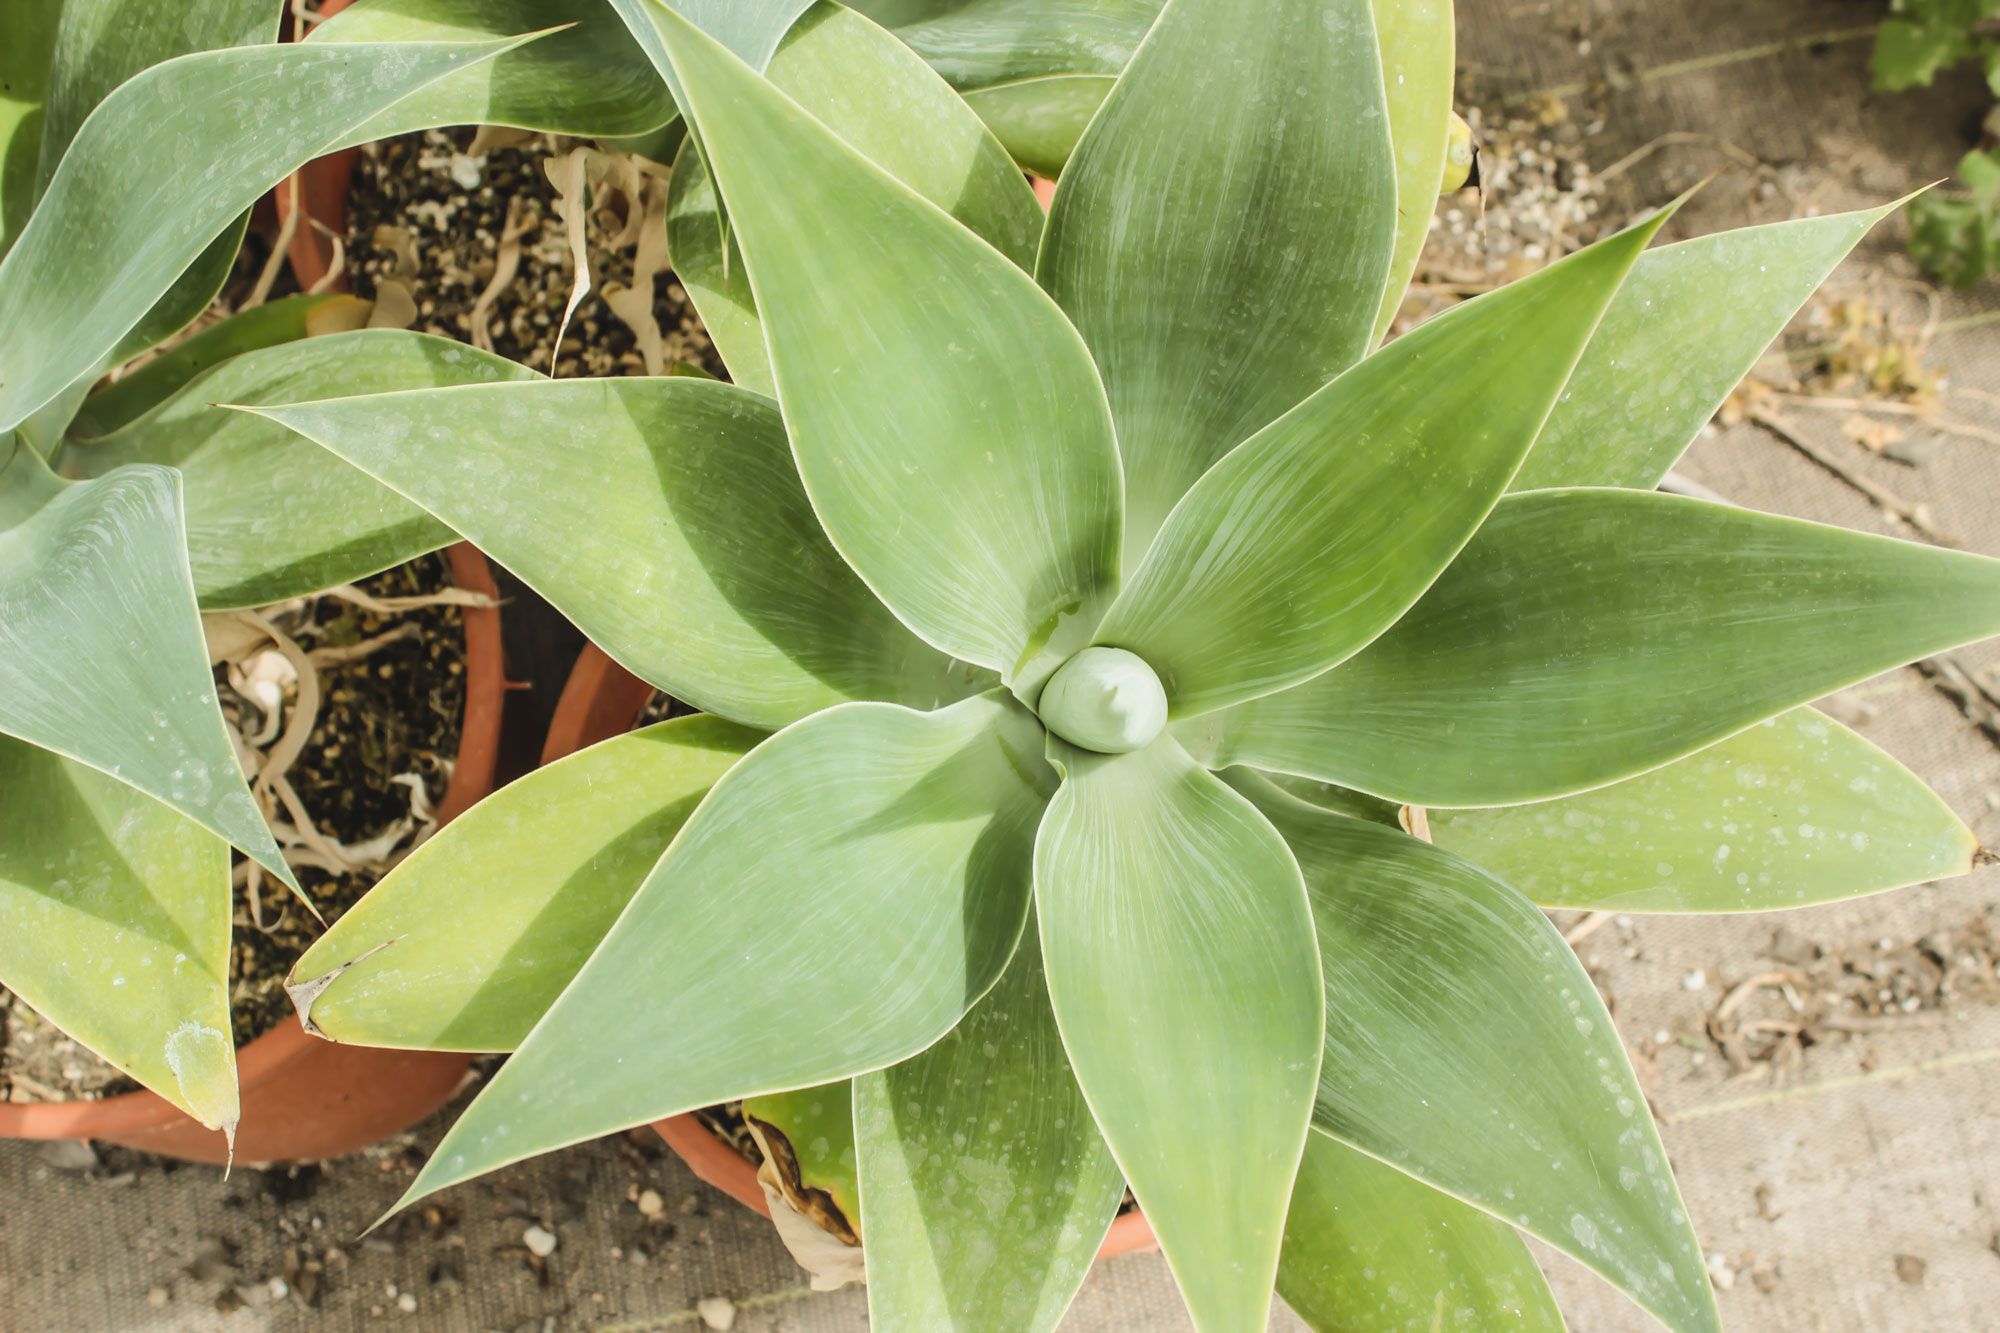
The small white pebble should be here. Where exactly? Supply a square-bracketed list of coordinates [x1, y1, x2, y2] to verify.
[397, 1293, 418, 1314]
[697, 1295, 737, 1330]
[637, 1189, 665, 1218]
[524, 1225, 557, 1258]
[1682, 969, 1707, 991]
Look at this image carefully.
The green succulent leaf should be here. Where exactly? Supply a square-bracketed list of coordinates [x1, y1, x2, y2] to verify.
[0, 32, 530, 434]
[73, 330, 531, 609]
[1248, 770, 1403, 828]
[1368, 0, 1455, 345]
[287, 715, 758, 1051]
[399, 690, 1051, 1207]
[68, 292, 356, 441]
[1035, 735, 1321, 1333]
[656, 5, 1121, 688]
[1097, 210, 1669, 718]
[1430, 706, 1976, 912]
[247, 376, 986, 728]
[33, 0, 278, 199]
[604, 0, 816, 112]
[855, 920, 1124, 1333]
[1516, 203, 1898, 490]
[862, 0, 1153, 88]
[1190, 488, 2000, 806]
[1239, 777, 1717, 1333]
[309, 0, 676, 138]
[0, 452, 291, 888]
[1278, 1132, 1564, 1333]
[960, 75, 1112, 179]
[1037, 0, 1397, 567]
[0, 2, 58, 259]
[25, 0, 277, 366]
[665, 0, 1043, 394]
[0, 734, 236, 1131]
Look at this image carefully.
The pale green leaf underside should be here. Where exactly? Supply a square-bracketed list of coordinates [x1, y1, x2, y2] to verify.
[1278, 1132, 1564, 1333]
[856, 921, 1124, 1333]
[310, 0, 676, 138]
[1240, 778, 1717, 1333]
[401, 692, 1050, 1209]
[1431, 706, 1975, 912]
[658, 6, 1120, 686]
[289, 715, 757, 1052]
[74, 330, 532, 609]
[1517, 204, 1895, 491]
[0, 734, 236, 1130]
[1099, 211, 1665, 718]
[665, 0, 1044, 395]
[1037, 0, 1397, 569]
[1193, 488, 2000, 806]
[1368, 0, 1455, 345]
[250, 376, 986, 730]
[1036, 736, 1320, 1333]
[0, 34, 526, 433]
[0, 462, 289, 885]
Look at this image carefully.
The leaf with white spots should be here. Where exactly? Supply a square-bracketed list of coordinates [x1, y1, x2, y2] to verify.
[1237, 772, 1718, 1333]
[1431, 707, 1976, 913]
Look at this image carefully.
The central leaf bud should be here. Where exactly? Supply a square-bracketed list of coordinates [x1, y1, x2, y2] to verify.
[1037, 647, 1168, 754]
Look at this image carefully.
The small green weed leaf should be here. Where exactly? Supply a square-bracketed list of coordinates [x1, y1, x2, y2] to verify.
[1191, 488, 2000, 806]
[399, 691, 1049, 1208]
[655, 5, 1120, 686]
[1035, 735, 1320, 1333]
[0, 33, 528, 433]
[0, 734, 236, 1131]
[856, 921, 1124, 1333]
[0, 456, 291, 887]
[1278, 1132, 1564, 1333]
[666, 0, 1042, 393]
[1517, 203, 1897, 490]
[289, 715, 757, 1051]
[1099, 210, 1668, 718]
[1368, 0, 1455, 345]
[1431, 707, 1976, 913]
[1037, 0, 1397, 567]
[247, 377, 985, 728]
[1240, 778, 1717, 1333]
[74, 330, 531, 609]
[311, 0, 676, 138]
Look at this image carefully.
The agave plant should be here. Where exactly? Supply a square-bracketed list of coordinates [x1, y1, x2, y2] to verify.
[0, 0, 825, 1134]
[260, 0, 2000, 1328]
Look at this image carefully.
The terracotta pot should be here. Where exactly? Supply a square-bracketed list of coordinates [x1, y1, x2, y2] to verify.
[0, 543, 503, 1165]
[544, 645, 1159, 1259]
[273, 0, 361, 293]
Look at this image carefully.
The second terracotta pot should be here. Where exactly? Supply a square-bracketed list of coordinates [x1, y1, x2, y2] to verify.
[0, 544, 502, 1165]
[542, 644, 1160, 1259]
